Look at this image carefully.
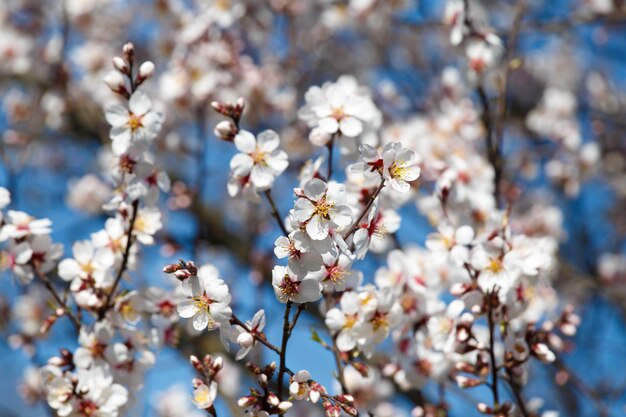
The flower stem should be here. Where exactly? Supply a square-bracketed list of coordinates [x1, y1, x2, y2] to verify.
[343, 180, 385, 240]
[99, 199, 139, 319]
[263, 190, 289, 236]
[277, 301, 293, 399]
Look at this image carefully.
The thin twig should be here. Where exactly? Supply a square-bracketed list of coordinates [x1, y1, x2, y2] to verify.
[263, 190, 289, 236]
[487, 291, 501, 409]
[343, 180, 385, 240]
[326, 135, 335, 181]
[331, 334, 349, 395]
[277, 301, 293, 399]
[34, 266, 80, 331]
[99, 199, 139, 319]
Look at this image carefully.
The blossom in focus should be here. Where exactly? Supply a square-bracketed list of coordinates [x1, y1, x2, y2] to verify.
[293, 179, 353, 240]
[230, 129, 289, 190]
[105, 91, 164, 155]
[177, 264, 232, 331]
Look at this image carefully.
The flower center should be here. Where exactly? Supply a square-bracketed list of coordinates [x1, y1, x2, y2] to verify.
[370, 311, 389, 331]
[192, 292, 215, 311]
[127, 113, 143, 131]
[251, 149, 267, 165]
[390, 161, 409, 180]
[279, 275, 299, 300]
[78, 399, 99, 416]
[313, 199, 333, 219]
[331, 107, 345, 120]
[486, 258, 504, 274]
[325, 265, 346, 284]
[344, 314, 358, 329]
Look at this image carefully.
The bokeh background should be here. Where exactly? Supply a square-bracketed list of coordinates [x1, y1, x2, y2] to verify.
[1, 0, 626, 416]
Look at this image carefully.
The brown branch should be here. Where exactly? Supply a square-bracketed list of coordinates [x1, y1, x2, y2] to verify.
[277, 301, 293, 399]
[99, 199, 139, 319]
[343, 180, 385, 240]
[34, 266, 80, 331]
[263, 190, 289, 237]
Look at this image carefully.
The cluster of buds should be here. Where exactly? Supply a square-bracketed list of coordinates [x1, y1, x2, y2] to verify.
[104, 42, 155, 98]
[238, 362, 293, 415]
[212, 98, 245, 141]
[162, 258, 197, 281]
[190, 354, 223, 414]
[322, 393, 357, 417]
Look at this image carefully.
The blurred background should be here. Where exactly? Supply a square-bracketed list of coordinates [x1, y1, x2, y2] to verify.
[0, 0, 626, 416]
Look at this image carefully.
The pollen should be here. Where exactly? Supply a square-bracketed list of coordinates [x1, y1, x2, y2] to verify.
[331, 106, 345, 120]
[486, 258, 504, 274]
[344, 314, 358, 329]
[127, 113, 143, 131]
[279, 275, 300, 299]
[313, 199, 334, 219]
[390, 161, 409, 180]
[251, 149, 267, 165]
[370, 311, 389, 331]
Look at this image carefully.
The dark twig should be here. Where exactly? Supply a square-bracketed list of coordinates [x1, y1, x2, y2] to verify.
[99, 199, 139, 318]
[277, 301, 293, 399]
[34, 266, 80, 331]
[343, 180, 385, 240]
[263, 190, 289, 236]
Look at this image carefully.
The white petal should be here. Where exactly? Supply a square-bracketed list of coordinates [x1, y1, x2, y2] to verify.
[129, 91, 152, 115]
[234, 130, 256, 153]
[339, 116, 363, 137]
[177, 299, 199, 318]
[257, 130, 280, 152]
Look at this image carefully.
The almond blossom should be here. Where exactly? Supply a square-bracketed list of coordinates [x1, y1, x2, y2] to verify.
[230, 129, 289, 190]
[105, 91, 163, 155]
[177, 264, 232, 331]
[293, 179, 353, 241]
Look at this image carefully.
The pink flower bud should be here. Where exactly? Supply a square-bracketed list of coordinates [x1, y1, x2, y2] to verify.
[162, 263, 180, 273]
[123, 42, 134, 61]
[237, 396, 255, 408]
[139, 61, 155, 79]
[104, 70, 126, 93]
[174, 269, 191, 281]
[214, 120, 238, 142]
[112, 56, 129, 74]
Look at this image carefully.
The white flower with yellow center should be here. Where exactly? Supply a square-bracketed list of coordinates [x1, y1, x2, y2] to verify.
[271, 265, 322, 304]
[191, 381, 218, 409]
[105, 91, 163, 155]
[382, 143, 421, 193]
[230, 129, 289, 190]
[293, 178, 353, 241]
[177, 264, 232, 331]
[325, 291, 363, 352]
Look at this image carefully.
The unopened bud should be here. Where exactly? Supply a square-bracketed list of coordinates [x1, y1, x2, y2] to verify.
[237, 396, 255, 408]
[232, 97, 246, 121]
[214, 120, 238, 142]
[267, 392, 279, 407]
[138, 61, 155, 80]
[112, 56, 129, 74]
[186, 260, 198, 275]
[278, 401, 293, 412]
[162, 263, 180, 273]
[237, 331, 254, 348]
[476, 402, 492, 414]
[122, 42, 134, 63]
[104, 70, 128, 96]
[174, 269, 191, 281]
[212, 356, 223, 371]
[335, 394, 354, 404]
